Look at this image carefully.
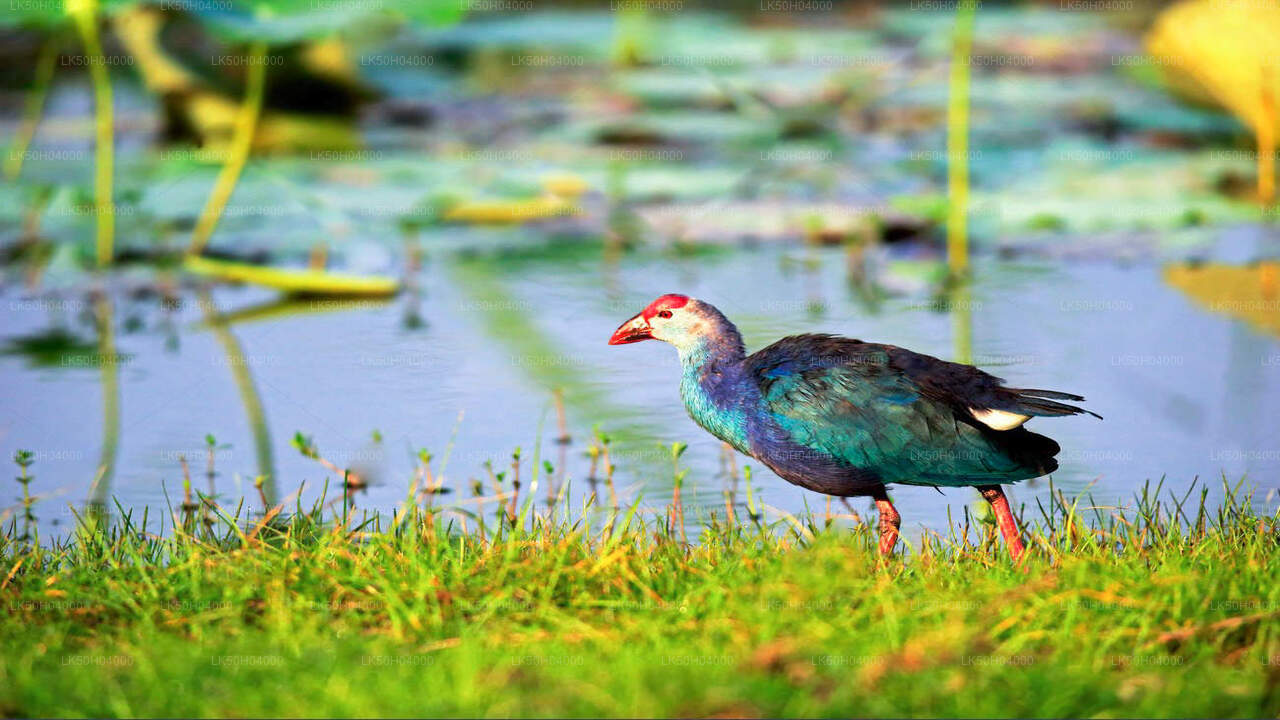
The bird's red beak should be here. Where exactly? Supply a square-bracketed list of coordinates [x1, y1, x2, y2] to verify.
[608, 312, 653, 345]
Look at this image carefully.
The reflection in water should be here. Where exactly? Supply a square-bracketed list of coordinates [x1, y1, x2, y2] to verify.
[200, 289, 278, 508]
[949, 280, 973, 365]
[447, 258, 669, 471]
[87, 292, 119, 524]
[193, 292, 397, 509]
[843, 237, 884, 315]
[802, 243, 825, 319]
[203, 295, 392, 327]
[1164, 262, 1280, 337]
[401, 228, 426, 331]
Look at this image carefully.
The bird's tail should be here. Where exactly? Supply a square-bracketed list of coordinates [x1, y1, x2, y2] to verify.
[1005, 388, 1102, 420]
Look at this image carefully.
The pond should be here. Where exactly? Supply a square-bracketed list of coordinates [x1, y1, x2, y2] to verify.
[4, 229, 1277, 540]
[3, 5, 1279, 542]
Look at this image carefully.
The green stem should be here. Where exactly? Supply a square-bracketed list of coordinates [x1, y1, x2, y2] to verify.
[70, 8, 114, 268]
[4, 34, 59, 182]
[17, 463, 34, 544]
[189, 40, 268, 256]
[946, 0, 976, 278]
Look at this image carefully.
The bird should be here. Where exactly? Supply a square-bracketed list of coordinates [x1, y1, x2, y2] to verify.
[608, 294, 1099, 560]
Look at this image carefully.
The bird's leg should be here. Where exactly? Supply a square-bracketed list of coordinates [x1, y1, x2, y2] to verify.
[977, 484, 1025, 561]
[870, 487, 900, 556]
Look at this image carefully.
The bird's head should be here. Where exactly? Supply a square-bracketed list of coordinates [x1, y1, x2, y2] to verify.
[608, 294, 738, 355]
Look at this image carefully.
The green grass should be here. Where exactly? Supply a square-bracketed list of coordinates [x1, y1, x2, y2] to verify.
[1, 468, 1277, 718]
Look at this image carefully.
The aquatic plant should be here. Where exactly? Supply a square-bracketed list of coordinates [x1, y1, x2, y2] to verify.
[440, 173, 587, 225]
[182, 255, 400, 296]
[188, 39, 268, 257]
[65, 0, 114, 267]
[11, 450, 38, 545]
[170, 26, 399, 297]
[1146, 0, 1280, 204]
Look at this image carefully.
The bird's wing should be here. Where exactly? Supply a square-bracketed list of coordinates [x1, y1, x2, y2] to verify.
[881, 339, 1101, 426]
[744, 335, 1070, 484]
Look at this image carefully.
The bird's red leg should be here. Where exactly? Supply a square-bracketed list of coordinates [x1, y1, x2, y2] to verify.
[978, 485, 1025, 561]
[870, 487, 900, 556]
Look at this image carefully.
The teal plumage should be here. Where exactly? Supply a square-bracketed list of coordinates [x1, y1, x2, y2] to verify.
[610, 294, 1098, 498]
[610, 294, 1097, 558]
[748, 337, 1064, 488]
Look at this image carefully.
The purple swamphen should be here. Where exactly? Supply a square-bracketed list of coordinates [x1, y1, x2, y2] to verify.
[608, 294, 1099, 559]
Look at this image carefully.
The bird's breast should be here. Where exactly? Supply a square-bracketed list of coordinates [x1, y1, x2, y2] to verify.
[679, 369, 753, 456]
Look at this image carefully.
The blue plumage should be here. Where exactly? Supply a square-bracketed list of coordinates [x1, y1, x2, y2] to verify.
[609, 294, 1097, 558]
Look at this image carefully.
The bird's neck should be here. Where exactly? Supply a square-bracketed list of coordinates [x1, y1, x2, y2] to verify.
[676, 328, 745, 368]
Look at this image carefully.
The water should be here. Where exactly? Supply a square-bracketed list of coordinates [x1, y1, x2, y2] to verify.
[4, 237, 1278, 539]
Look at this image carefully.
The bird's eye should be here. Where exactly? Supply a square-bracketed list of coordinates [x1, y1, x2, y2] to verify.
[658, 310, 673, 319]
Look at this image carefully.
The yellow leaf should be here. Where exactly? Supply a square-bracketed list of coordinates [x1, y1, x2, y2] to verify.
[541, 172, 589, 198]
[183, 256, 400, 297]
[444, 195, 576, 224]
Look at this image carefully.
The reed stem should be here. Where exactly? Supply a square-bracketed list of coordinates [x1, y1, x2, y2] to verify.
[946, 0, 976, 278]
[189, 40, 268, 256]
[68, 1, 114, 267]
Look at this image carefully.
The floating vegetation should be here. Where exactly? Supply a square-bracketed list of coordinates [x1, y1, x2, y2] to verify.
[182, 255, 400, 297]
[443, 194, 577, 225]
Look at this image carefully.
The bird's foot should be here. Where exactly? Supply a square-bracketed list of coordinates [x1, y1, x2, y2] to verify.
[978, 484, 1026, 562]
[873, 490, 901, 557]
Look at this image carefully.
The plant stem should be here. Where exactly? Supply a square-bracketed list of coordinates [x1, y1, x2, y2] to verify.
[4, 34, 59, 182]
[68, 4, 114, 267]
[508, 451, 521, 525]
[553, 388, 570, 444]
[602, 443, 618, 511]
[946, 0, 976, 278]
[14, 451, 36, 545]
[189, 40, 268, 256]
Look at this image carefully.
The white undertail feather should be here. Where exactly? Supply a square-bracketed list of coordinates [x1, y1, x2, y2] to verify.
[969, 408, 1031, 430]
